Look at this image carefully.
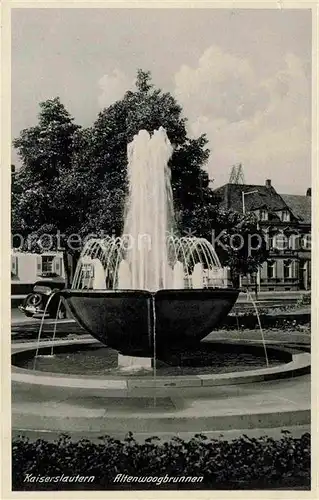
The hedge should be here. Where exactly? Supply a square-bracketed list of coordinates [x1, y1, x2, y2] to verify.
[12, 432, 310, 491]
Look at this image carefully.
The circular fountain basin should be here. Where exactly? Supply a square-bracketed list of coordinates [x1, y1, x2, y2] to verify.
[16, 341, 285, 377]
[12, 337, 309, 396]
[60, 288, 240, 357]
[11, 338, 310, 438]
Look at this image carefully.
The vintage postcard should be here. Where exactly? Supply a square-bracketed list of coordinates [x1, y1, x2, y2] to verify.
[1, 1, 317, 498]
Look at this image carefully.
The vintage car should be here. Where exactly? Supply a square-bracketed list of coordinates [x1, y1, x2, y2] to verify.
[18, 278, 67, 319]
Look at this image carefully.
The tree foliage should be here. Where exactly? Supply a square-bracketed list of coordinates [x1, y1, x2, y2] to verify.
[12, 97, 80, 236]
[214, 210, 268, 284]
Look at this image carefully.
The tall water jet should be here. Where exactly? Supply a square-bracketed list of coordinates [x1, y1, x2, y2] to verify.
[124, 127, 174, 291]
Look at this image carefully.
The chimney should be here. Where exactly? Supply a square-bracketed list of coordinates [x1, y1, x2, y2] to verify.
[265, 179, 271, 188]
[306, 187, 311, 197]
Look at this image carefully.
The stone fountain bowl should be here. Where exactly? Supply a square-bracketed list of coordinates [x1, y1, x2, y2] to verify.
[60, 288, 240, 357]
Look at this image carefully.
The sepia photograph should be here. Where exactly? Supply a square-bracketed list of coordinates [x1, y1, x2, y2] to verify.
[7, 4, 313, 493]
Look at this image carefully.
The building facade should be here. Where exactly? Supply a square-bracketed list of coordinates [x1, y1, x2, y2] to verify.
[11, 251, 66, 296]
[213, 180, 311, 292]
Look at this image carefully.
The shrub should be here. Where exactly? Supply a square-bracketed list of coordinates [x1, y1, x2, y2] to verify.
[296, 292, 311, 308]
[12, 432, 310, 491]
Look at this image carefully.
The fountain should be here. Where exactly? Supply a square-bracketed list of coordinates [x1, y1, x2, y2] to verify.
[60, 127, 240, 359]
[12, 127, 310, 441]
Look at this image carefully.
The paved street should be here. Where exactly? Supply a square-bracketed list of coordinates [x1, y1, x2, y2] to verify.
[11, 308, 81, 343]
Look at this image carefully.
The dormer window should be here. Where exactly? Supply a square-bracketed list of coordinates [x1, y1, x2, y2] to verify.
[281, 210, 290, 222]
[260, 209, 268, 221]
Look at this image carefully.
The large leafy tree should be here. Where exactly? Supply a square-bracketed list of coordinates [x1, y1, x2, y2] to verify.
[12, 98, 81, 284]
[214, 210, 268, 287]
[12, 97, 80, 232]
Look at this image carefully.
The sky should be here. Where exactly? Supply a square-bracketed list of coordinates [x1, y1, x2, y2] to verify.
[11, 8, 312, 195]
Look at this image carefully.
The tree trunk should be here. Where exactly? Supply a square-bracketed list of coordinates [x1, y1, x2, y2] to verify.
[230, 268, 240, 289]
[62, 251, 71, 288]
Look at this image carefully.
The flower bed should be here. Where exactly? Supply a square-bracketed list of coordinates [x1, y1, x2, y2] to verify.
[225, 312, 310, 331]
[12, 432, 310, 491]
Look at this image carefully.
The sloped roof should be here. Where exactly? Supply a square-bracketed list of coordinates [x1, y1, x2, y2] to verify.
[280, 194, 311, 224]
[213, 183, 289, 213]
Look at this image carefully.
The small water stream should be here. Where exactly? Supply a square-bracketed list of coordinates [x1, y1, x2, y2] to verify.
[246, 290, 269, 367]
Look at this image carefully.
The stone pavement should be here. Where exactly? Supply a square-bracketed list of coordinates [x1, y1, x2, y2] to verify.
[12, 372, 310, 439]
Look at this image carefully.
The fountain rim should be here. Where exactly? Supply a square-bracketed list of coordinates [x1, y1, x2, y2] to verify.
[60, 287, 242, 299]
[11, 338, 310, 389]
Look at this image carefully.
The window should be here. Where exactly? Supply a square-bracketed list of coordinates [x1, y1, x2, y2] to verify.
[281, 210, 290, 222]
[267, 235, 274, 249]
[260, 210, 268, 221]
[284, 260, 293, 279]
[288, 234, 299, 250]
[41, 256, 55, 273]
[11, 255, 18, 276]
[82, 263, 94, 279]
[36, 254, 62, 276]
[273, 233, 288, 251]
[267, 261, 276, 279]
[301, 234, 311, 250]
